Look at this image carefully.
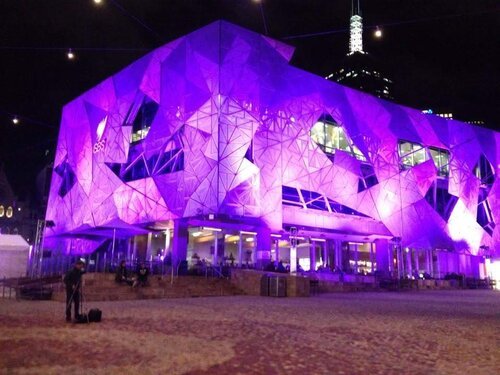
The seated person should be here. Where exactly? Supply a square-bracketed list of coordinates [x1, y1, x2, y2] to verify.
[133, 263, 150, 287]
[276, 261, 286, 273]
[115, 260, 131, 285]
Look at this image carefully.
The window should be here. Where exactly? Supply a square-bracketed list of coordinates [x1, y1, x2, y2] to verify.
[398, 140, 428, 170]
[124, 95, 159, 144]
[424, 181, 458, 222]
[282, 186, 368, 217]
[282, 186, 303, 208]
[429, 147, 450, 177]
[54, 159, 77, 197]
[477, 199, 495, 236]
[310, 116, 366, 161]
[474, 154, 495, 188]
[0, 205, 4, 217]
[107, 127, 184, 183]
[358, 164, 379, 192]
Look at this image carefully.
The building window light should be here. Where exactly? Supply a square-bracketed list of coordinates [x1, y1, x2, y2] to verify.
[310, 116, 366, 162]
[429, 147, 450, 177]
[398, 140, 429, 170]
[6, 206, 13, 218]
[0, 205, 4, 217]
[126, 95, 159, 144]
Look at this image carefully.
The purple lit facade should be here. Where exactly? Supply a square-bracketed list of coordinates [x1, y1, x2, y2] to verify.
[44, 21, 499, 279]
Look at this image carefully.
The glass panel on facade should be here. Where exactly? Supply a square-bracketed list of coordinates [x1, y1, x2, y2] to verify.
[240, 232, 256, 266]
[429, 147, 450, 177]
[474, 154, 495, 187]
[345, 242, 376, 274]
[130, 97, 159, 144]
[424, 181, 458, 221]
[310, 117, 366, 161]
[188, 227, 216, 266]
[477, 199, 495, 236]
[398, 140, 428, 169]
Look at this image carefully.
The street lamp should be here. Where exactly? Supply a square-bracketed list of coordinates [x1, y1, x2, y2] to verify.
[374, 27, 382, 38]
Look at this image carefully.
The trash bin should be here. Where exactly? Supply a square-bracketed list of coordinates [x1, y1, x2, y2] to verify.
[260, 274, 270, 296]
[269, 276, 286, 297]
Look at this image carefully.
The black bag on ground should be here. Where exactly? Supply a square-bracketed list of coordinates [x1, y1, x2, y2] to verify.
[88, 308, 102, 322]
[74, 313, 89, 324]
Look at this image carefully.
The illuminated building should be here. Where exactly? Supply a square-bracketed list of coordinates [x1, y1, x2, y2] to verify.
[42, 21, 498, 279]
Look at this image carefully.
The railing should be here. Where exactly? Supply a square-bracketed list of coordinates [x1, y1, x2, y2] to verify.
[0, 275, 60, 300]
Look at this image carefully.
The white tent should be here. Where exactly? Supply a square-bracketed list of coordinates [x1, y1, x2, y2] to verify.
[0, 234, 30, 279]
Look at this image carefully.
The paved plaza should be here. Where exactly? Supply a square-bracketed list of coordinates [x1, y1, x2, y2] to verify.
[0, 290, 499, 374]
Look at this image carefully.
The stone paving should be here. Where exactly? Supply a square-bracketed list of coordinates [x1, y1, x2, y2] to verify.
[0, 290, 499, 374]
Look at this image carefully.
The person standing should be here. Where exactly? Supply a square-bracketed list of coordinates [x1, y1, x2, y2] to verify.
[63, 260, 85, 322]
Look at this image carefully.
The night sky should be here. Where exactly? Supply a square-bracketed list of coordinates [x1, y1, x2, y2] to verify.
[0, 0, 498, 200]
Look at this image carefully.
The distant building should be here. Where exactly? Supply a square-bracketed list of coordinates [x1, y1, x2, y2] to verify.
[0, 166, 35, 242]
[466, 120, 486, 126]
[326, 0, 393, 100]
[423, 109, 486, 127]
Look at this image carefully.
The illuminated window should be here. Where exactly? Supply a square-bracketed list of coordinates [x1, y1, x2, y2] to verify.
[429, 147, 450, 177]
[6, 206, 13, 218]
[311, 116, 366, 161]
[0, 205, 4, 217]
[474, 154, 495, 188]
[124, 95, 159, 144]
[398, 140, 428, 169]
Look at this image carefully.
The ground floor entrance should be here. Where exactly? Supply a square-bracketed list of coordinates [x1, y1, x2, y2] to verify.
[39, 219, 490, 281]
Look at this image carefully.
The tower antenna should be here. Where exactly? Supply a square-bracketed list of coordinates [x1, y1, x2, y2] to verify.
[349, 0, 364, 54]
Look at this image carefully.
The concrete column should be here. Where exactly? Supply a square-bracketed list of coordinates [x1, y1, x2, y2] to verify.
[238, 234, 243, 267]
[354, 244, 359, 273]
[396, 246, 402, 279]
[171, 219, 188, 269]
[335, 240, 342, 270]
[322, 241, 327, 267]
[132, 237, 137, 264]
[165, 228, 171, 254]
[310, 240, 316, 272]
[406, 249, 412, 278]
[375, 239, 390, 273]
[213, 233, 219, 266]
[256, 228, 271, 269]
[146, 232, 153, 262]
[414, 249, 420, 276]
[425, 249, 431, 275]
[436, 250, 441, 279]
[370, 243, 375, 273]
[275, 239, 280, 267]
[126, 237, 132, 263]
[290, 233, 297, 273]
[111, 228, 117, 266]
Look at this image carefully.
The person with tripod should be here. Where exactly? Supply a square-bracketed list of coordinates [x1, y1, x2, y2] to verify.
[63, 260, 85, 322]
